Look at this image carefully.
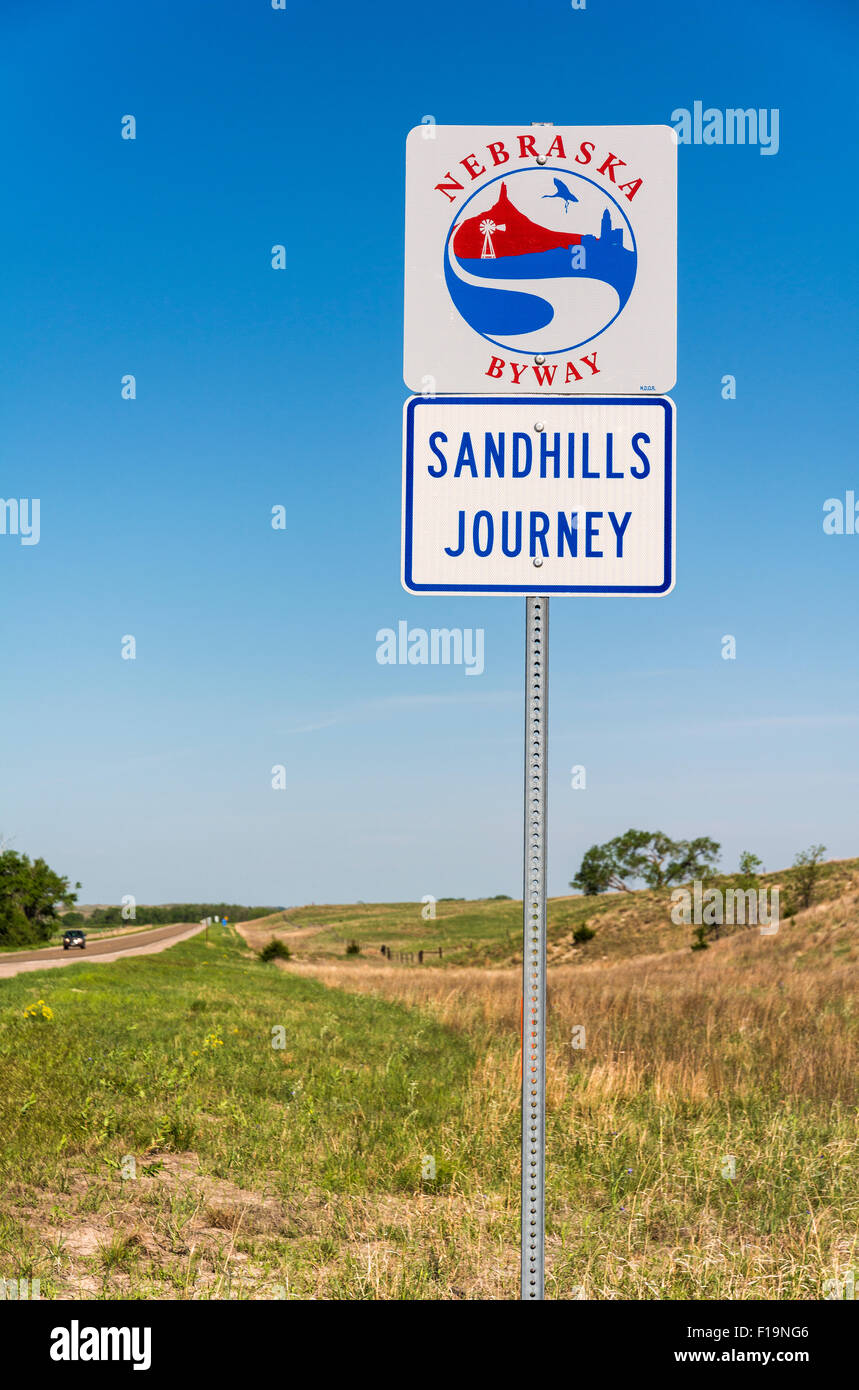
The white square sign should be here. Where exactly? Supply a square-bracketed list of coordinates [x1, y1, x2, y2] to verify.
[404, 125, 676, 396]
[402, 395, 675, 596]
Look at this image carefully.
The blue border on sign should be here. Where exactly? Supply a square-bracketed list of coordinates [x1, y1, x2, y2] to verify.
[402, 395, 674, 595]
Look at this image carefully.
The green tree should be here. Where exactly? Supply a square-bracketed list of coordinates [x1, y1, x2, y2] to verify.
[625, 831, 721, 888]
[791, 844, 827, 911]
[733, 850, 764, 905]
[571, 842, 627, 895]
[737, 850, 764, 880]
[0, 850, 79, 946]
[572, 829, 721, 895]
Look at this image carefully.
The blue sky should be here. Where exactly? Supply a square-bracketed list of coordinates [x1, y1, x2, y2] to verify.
[1, 0, 856, 907]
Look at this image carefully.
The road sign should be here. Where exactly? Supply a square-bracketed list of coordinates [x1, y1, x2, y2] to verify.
[401, 123, 678, 1301]
[402, 395, 674, 596]
[404, 125, 676, 396]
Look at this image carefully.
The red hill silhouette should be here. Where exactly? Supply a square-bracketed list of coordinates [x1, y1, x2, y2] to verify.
[452, 182, 583, 259]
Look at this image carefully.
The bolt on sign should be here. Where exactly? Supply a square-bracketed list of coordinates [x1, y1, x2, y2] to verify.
[404, 125, 677, 396]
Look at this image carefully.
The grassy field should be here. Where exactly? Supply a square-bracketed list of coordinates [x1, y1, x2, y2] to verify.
[248, 856, 859, 967]
[1, 870, 857, 1300]
[280, 902, 859, 1300]
[0, 923, 478, 1299]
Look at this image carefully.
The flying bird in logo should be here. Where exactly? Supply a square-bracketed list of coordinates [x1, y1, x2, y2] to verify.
[541, 177, 580, 213]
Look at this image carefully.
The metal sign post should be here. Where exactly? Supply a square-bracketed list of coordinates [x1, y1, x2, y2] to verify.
[521, 594, 548, 1299]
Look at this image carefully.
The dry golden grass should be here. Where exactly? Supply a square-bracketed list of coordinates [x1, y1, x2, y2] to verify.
[277, 904, 859, 1298]
[284, 906, 859, 1098]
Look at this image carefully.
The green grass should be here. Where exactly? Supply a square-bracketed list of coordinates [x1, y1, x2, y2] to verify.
[2, 879, 857, 1301]
[271, 898, 522, 962]
[0, 924, 475, 1298]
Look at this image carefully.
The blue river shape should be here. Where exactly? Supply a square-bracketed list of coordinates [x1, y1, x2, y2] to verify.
[457, 247, 582, 280]
[456, 244, 637, 310]
[444, 248, 554, 335]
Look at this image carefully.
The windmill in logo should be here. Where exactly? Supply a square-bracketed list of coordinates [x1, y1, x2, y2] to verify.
[479, 217, 506, 259]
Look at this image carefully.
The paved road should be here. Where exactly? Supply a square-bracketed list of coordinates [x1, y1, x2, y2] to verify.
[0, 921, 206, 979]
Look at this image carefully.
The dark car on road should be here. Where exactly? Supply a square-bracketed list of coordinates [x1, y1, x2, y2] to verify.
[62, 929, 86, 950]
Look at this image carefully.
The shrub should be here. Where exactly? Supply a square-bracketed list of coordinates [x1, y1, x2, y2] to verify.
[573, 924, 596, 944]
[345, 940, 361, 956]
[791, 844, 827, 911]
[259, 938, 291, 963]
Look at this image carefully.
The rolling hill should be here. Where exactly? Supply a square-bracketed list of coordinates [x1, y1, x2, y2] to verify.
[239, 856, 859, 969]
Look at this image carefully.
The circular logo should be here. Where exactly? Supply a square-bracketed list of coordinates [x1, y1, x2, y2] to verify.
[444, 167, 637, 357]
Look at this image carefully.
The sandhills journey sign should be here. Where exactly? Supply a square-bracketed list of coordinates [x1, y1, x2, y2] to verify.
[404, 125, 677, 395]
[402, 394, 674, 595]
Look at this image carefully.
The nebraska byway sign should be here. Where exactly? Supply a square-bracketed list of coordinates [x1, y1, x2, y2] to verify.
[404, 125, 676, 396]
